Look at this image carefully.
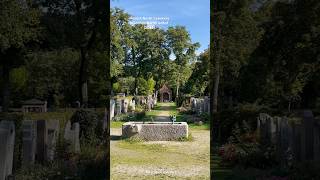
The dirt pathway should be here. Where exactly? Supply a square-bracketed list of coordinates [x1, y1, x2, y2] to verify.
[153, 103, 173, 122]
[110, 103, 210, 179]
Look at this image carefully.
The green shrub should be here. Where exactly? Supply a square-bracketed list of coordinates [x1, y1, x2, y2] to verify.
[70, 109, 101, 145]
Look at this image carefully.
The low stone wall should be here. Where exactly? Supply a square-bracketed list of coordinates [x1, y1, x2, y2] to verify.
[122, 122, 188, 141]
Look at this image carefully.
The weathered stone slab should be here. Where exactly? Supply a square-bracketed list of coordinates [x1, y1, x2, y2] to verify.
[122, 122, 188, 141]
[301, 110, 314, 161]
[123, 99, 129, 113]
[46, 120, 60, 161]
[36, 120, 47, 163]
[22, 120, 37, 165]
[0, 121, 15, 180]
[115, 99, 122, 115]
[110, 99, 115, 120]
[64, 121, 80, 153]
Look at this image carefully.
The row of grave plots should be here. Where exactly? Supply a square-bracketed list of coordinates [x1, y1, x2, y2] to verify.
[0, 112, 108, 180]
[257, 110, 320, 165]
[109, 94, 157, 121]
[189, 96, 210, 114]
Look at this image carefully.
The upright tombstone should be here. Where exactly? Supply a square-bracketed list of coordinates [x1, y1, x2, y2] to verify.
[292, 123, 302, 161]
[147, 95, 152, 111]
[123, 99, 129, 113]
[64, 121, 80, 153]
[36, 120, 47, 163]
[110, 99, 115, 120]
[22, 120, 37, 165]
[46, 120, 60, 161]
[72, 123, 81, 153]
[258, 113, 274, 145]
[0, 121, 15, 180]
[300, 110, 314, 161]
[115, 99, 122, 115]
[204, 96, 210, 113]
[313, 124, 320, 161]
[278, 118, 290, 166]
[129, 99, 136, 111]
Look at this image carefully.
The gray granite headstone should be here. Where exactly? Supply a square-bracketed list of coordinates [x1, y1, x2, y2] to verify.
[22, 120, 37, 165]
[110, 99, 115, 120]
[313, 125, 320, 161]
[301, 110, 314, 161]
[72, 123, 80, 153]
[36, 120, 47, 163]
[46, 120, 60, 161]
[64, 121, 80, 153]
[0, 121, 15, 180]
[123, 99, 129, 113]
[130, 100, 136, 111]
[116, 100, 122, 115]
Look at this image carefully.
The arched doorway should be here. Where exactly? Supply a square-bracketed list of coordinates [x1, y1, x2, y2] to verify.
[163, 92, 169, 102]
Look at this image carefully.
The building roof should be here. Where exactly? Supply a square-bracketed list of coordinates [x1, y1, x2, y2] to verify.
[22, 99, 46, 105]
[159, 84, 172, 93]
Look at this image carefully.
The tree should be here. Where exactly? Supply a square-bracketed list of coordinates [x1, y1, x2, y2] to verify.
[167, 26, 200, 99]
[211, 0, 262, 112]
[38, 0, 108, 107]
[0, 0, 40, 111]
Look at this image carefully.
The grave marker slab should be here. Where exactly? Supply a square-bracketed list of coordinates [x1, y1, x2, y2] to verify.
[0, 121, 15, 180]
[22, 120, 37, 165]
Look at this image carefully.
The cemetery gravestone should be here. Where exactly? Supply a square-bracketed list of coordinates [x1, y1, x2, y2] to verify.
[301, 110, 314, 161]
[22, 120, 37, 165]
[123, 99, 129, 113]
[64, 121, 81, 153]
[110, 99, 115, 120]
[0, 121, 15, 180]
[46, 120, 60, 161]
[116, 100, 122, 115]
[36, 120, 47, 163]
[130, 100, 135, 111]
[313, 125, 320, 161]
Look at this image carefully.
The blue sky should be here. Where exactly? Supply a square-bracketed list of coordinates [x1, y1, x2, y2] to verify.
[111, 0, 210, 54]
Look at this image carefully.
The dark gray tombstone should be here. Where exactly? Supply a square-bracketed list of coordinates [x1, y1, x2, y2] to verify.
[64, 121, 80, 153]
[36, 120, 47, 163]
[22, 120, 37, 165]
[314, 125, 320, 161]
[301, 110, 314, 161]
[73, 123, 80, 153]
[46, 120, 60, 161]
[116, 100, 122, 115]
[293, 123, 302, 161]
[0, 121, 15, 180]
[279, 118, 289, 167]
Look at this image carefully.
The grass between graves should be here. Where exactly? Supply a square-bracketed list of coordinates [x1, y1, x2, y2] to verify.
[111, 129, 210, 179]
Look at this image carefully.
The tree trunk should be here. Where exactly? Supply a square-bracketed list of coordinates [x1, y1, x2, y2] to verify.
[213, 61, 220, 113]
[79, 48, 89, 107]
[2, 64, 11, 112]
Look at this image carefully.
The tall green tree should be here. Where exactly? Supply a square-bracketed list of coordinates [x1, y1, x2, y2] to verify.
[0, 0, 40, 111]
[38, 0, 108, 107]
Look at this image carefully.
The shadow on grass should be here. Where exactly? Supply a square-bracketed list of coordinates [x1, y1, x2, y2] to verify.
[110, 135, 122, 141]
